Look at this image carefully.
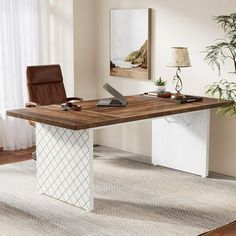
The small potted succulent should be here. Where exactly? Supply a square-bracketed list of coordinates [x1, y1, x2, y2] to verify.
[154, 77, 167, 93]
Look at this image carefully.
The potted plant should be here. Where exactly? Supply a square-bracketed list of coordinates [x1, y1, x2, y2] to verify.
[154, 77, 167, 93]
[204, 13, 236, 115]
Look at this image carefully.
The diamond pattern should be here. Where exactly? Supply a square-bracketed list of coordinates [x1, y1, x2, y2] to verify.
[36, 123, 93, 211]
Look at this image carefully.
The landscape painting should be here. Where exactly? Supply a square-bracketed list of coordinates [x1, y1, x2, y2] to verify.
[110, 9, 151, 80]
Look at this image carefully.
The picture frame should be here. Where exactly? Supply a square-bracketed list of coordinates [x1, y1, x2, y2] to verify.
[110, 8, 151, 80]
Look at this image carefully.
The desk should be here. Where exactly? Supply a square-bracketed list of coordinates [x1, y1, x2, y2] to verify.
[7, 95, 229, 211]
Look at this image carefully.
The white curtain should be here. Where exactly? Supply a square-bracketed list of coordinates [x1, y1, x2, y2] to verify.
[0, 0, 40, 150]
[0, 0, 74, 150]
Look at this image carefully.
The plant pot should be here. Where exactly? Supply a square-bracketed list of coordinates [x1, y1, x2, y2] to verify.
[156, 86, 166, 93]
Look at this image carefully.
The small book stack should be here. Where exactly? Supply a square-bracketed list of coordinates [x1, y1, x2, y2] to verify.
[143, 91, 203, 104]
[144, 91, 172, 98]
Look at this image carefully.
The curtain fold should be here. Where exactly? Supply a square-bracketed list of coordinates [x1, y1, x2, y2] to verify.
[0, 0, 74, 150]
[0, 0, 40, 150]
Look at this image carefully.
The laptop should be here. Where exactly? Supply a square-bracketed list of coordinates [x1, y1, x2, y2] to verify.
[96, 83, 128, 107]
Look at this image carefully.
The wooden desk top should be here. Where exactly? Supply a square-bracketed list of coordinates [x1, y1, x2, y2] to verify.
[7, 95, 229, 130]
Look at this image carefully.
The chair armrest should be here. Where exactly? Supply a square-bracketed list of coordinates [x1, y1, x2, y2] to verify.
[25, 102, 38, 107]
[25, 102, 37, 127]
[67, 97, 83, 102]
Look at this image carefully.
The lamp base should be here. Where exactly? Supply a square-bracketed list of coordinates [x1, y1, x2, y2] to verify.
[171, 92, 186, 99]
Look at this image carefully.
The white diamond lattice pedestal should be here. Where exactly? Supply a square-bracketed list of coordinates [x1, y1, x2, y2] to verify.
[36, 123, 94, 211]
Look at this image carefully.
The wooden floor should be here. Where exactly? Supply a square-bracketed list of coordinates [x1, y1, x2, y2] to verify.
[201, 221, 236, 235]
[0, 148, 235, 235]
[0, 147, 34, 165]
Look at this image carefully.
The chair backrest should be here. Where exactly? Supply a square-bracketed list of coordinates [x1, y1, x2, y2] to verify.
[27, 64, 67, 105]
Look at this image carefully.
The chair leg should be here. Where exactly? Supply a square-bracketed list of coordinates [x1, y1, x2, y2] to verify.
[32, 151, 37, 160]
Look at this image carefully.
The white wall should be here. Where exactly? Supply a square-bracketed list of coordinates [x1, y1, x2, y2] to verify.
[73, 0, 99, 143]
[93, 0, 236, 176]
[0, 120, 3, 148]
[73, 0, 98, 100]
[210, 112, 236, 177]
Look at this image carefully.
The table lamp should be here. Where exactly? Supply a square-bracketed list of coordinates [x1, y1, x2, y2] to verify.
[167, 47, 191, 98]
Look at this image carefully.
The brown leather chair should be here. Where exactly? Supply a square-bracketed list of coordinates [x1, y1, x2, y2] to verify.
[26, 64, 82, 106]
[26, 64, 83, 159]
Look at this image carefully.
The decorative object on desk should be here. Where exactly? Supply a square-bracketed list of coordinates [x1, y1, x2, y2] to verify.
[154, 77, 167, 93]
[110, 9, 151, 80]
[172, 95, 203, 104]
[204, 13, 236, 116]
[144, 91, 172, 98]
[61, 102, 81, 111]
[158, 92, 172, 98]
[167, 47, 191, 99]
[144, 92, 202, 103]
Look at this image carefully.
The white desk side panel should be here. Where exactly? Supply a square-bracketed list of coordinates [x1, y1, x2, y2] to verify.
[36, 123, 94, 211]
[152, 110, 210, 177]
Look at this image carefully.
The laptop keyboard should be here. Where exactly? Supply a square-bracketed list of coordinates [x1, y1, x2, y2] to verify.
[110, 100, 122, 105]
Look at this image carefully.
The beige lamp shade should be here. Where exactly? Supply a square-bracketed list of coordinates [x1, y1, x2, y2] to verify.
[167, 47, 191, 68]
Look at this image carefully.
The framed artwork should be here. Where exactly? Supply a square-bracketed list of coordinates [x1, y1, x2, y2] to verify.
[110, 9, 151, 80]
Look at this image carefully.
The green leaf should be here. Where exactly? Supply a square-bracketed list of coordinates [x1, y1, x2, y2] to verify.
[204, 13, 236, 75]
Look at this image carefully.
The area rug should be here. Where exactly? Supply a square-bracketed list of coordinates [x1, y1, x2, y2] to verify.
[0, 146, 236, 236]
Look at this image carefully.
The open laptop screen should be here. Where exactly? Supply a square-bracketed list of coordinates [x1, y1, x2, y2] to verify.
[103, 83, 128, 105]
